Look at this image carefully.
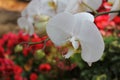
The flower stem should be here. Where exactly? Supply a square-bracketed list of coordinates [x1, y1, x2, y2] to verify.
[42, 38, 50, 50]
[95, 10, 120, 17]
[82, 1, 98, 14]
[20, 41, 43, 45]
[20, 38, 50, 49]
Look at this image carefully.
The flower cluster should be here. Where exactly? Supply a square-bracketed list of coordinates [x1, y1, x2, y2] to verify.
[17, 0, 107, 66]
[0, 0, 120, 80]
[0, 32, 78, 80]
[1, 0, 120, 79]
[0, 31, 120, 80]
[95, 0, 120, 37]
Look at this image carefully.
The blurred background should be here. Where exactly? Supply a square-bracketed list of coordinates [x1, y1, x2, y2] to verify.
[0, 0, 28, 35]
[0, 0, 120, 80]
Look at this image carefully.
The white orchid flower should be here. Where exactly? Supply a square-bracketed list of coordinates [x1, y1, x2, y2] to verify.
[18, 0, 69, 35]
[46, 12, 104, 66]
[17, 17, 34, 35]
[108, 0, 120, 20]
[65, 0, 102, 13]
[17, 0, 41, 35]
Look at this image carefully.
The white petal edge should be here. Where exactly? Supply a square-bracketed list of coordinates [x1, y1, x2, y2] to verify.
[109, 0, 120, 20]
[64, 49, 74, 58]
[17, 17, 28, 29]
[70, 37, 79, 50]
[108, 0, 115, 3]
[76, 20, 104, 63]
[46, 12, 75, 46]
[28, 23, 34, 35]
[65, 0, 78, 12]
[74, 12, 94, 22]
[73, 12, 94, 36]
[57, 0, 69, 13]
[24, 0, 41, 16]
[17, 17, 34, 35]
[83, 0, 102, 11]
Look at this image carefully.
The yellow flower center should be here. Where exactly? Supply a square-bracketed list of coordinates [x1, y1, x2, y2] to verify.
[48, 1, 57, 10]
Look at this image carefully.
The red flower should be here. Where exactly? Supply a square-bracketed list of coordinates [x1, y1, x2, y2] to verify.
[57, 61, 76, 71]
[39, 63, 51, 72]
[41, 36, 53, 46]
[41, 36, 48, 41]
[0, 46, 4, 57]
[2, 34, 10, 41]
[57, 61, 65, 70]
[5, 77, 11, 80]
[13, 65, 23, 75]
[1, 33, 18, 48]
[103, 2, 112, 10]
[0, 59, 14, 76]
[5, 49, 11, 55]
[95, 15, 115, 30]
[31, 37, 44, 50]
[18, 32, 29, 43]
[14, 75, 23, 80]
[0, 39, 4, 46]
[7, 39, 16, 48]
[30, 73, 38, 80]
[23, 47, 31, 56]
[32, 33, 39, 38]
[97, 0, 110, 12]
[113, 16, 120, 25]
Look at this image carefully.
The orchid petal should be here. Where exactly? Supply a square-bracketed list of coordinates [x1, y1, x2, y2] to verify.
[87, 62, 92, 67]
[74, 12, 94, 22]
[83, 0, 102, 10]
[46, 12, 75, 46]
[70, 37, 79, 50]
[21, 9, 28, 17]
[57, 0, 69, 13]
[64, 49, 74, 58]
[76, 20, 104, 63]
[17, 17, 28, 29]
[73, 12, 94, 36]
[24, 0, 41, 16]
[108, 0, 115, 3]
[109, 0, 120, 20]
[39, 0, 56, 17]
[21, 5, 34, 23]
[22, 0, 56, 17]
[65, 0, 79, 13]
[17, 17, 34, 35]
[28, 23, 34, 35]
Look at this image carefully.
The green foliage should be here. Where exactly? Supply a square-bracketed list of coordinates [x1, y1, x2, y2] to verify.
[13, 36, 120, 80]
[1, 33, 120, 80]
[69, 36, 120, 80]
